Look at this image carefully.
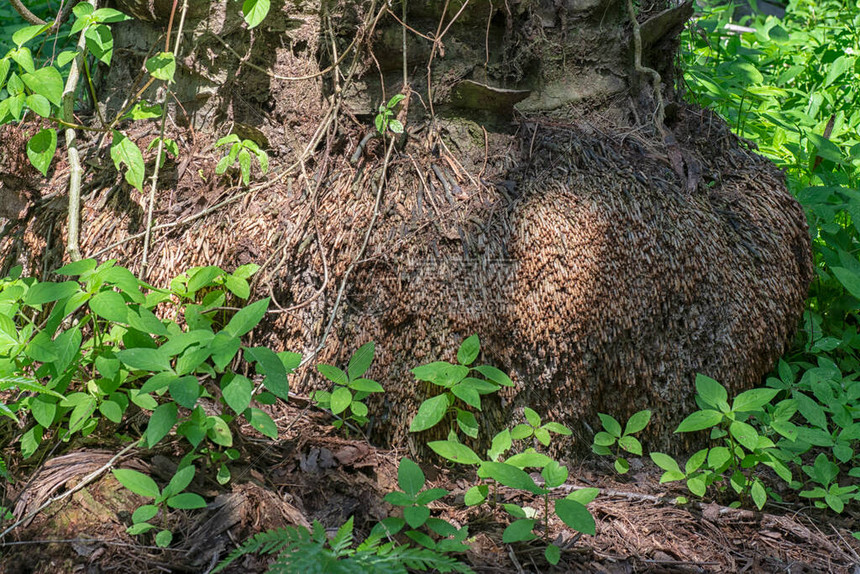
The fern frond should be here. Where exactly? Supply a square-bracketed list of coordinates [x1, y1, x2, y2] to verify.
[212, 525, 312, 573]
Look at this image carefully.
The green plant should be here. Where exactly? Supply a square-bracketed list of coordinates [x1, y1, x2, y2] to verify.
[591, 409, 652, 473]
[381, 458, 470, 553]
[0, 260, 304, 544]
[213, 515, 474, 574]
[374, 93, 405, 136]
[409, 334, 513, 437]
[112, 456, 206, 547]
[649, 375, 791, 510]
[214, 134, 269, 186]
[409, 336, 596, 566]
[312, 341, 383, 430]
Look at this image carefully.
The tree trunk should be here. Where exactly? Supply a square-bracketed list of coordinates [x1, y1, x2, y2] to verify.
[0, 0, 812, 455]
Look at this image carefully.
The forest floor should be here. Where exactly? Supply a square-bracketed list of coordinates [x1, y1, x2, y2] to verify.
[2, 396, 859, 574]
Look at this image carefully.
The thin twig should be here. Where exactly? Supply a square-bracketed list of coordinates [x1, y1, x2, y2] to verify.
[627, 0, 665, 133]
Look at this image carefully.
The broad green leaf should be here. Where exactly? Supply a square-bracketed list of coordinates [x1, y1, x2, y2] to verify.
[220, 373, 252, 414]
[21, 66, 63, 106]
[89, 289, 129, 323]
[91, 8, 130, 22]
[13, 24, 50, 48]
[505, 450, 552, 469]
[25, 94, 51, 118]
[132, 504, 159, 523]
[56, 50, 77, 67]
[487, 429, 511, 461]
[502, 519, 536, 543]
[238, 148, 251, 184]
[164, 464, 196, 496]
[110, 130, 145, 190]
[524, 407, 542, 427]
[618, 435, 642, 455]
[224, 297, 269, 337]
[99, 400, 123, 423]
[330, 386, 352, 415]
[348, 341, 375, 380]
[146, 52, 175, 82]
[155, 529, 172, 547]
[554, 499, 596, 534]
[317, 364, 348, 385]
[472, 364, 513, 386]
[85, 24, 114, 65]
[566, 488, 600, 505]
[464, 485, 488, 506]
[831, 267, 860, 299]
[403, 505, 430, 529]
[11, 48, 35, 73]
[478, 462, 545, 494]
[113, 468, 159, 498]
[542, 460, 568, 488]
[650, 452, 681, 473]
[207, 415, 233, 446]
[24, 280, 80, 305]
[675, 409, 723, 432]
[242, 0, 270, 28]
[167, 492, 206, 509]
[348, 378, 383, 393]
[412, 362, 469, 388]
[169, 375, 200, 409]
[245, 346, 288, 400]
[456, 408, 479, 438]
[728, 420, 760, 451]
[750, 479, 766, 510]
[30, 395, 57, 427]
[397, 458, 425, 497]
[146, 402, 177, 447]
[695, 374, 728, 408]
[117, 348, 171, 372]
[614, 458, 630, 474]
[415, 488, 448, 505]
[624, 410, 651, 434]
[450, 383, 481, 410]
[545, 544, 561, 565]
[409, 394, 449, 432]
[224, 275, 249, 299]
[456, 335, 480, 365]
[732, 388, 778, 412]
[598, 413, 622, 437]
[427, 440, 481, 465]
[246, 408, 277, 439]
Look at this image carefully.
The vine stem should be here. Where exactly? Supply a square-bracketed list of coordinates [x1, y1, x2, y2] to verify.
[63, 0, 98, 262]
[626, 0, 665, 134]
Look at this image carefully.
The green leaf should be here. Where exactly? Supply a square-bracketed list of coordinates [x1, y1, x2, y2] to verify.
[165, 464, 195, 496]
[650, 452, 682, 474]
[388, 119, 404, 134]
[13, 24, 50, 48]
[112, 468, 160, 498]
[457, 335, 480, 365]
[415, 488, 447, 505]
[11, 48, 35, 73]
[472, 364, 514, 386]
[132, 504, 159, 524]
[732, 388, 778, 412]
[409, 394, 449, 432]
[555, 499, 596, 534]
[27, 127, 57, 175]
[618, 435, 642, 455]
[478, 462, 545, 494]
[241, 0, 270, 28]
[675, 409, 723, 432]
[127, 522, 157, 535]
[614, 458, 630, 474]
[245, 346, 289, 400]
[348, 341, 375, 380]
[524, 407, 542, 427]
[110, 130, 145, 191]
[428, 440, 481, 465]
[224, 298, 269, 337]
[566, 488, 599, 505]
[831, 267, 860, 299]
[91, 7, 130, 22]
[728, 420, 760, 451]
[220, 373, 252, 415]
[224, 275, 249, 299]
[89, 289, 129, 323]
[412, 362, 469, 388]
[695, 374, 728, 408]
[24, 280, 80, 305]
[542, 421, 572, 435]
[348, 378, 384, 393]
[246, 408, 277, 439]
[464, 485, 488, 506]
[146, 402, 177, 447]
[99, 400, 123, 423]
[317, 364, 348, 385]
[330, 386, 352, 415]
[25, 93, 51, 118]
[145, 52, 176, 82]
[624, 410, 651, 434]
[488, 429, 512, 461]
[56, 259, 97, 276]
[456, 408, 479, 438]
[450, 383, 481, 410]
[207, 415, 233, 446]
[502, 519, 536, 543]
[30, 395, 57, 427]
[404, 505, 430, 529]
[167, 492, 206, 509]
[117, 348, 171, 372]
[750, 480, 766, 510]
[542, 460, 568, 488]
[85, 24, 115, 65]
[238, 148, 251, 184]
[598, 413, 622, 437]
[505, 450, 552, 469]
[155, 529, 172, 547]
[168, 376, 200, 410]
[545, 544, 561, 565]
